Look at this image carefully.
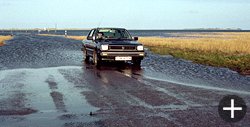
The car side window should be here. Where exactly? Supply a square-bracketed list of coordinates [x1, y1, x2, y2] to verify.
[87, 29, 95, 40]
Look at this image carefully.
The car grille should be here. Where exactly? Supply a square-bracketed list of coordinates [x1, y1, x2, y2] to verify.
[109, 45, 136, 51]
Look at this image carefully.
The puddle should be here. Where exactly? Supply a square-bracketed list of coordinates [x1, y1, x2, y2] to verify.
[0, 66, 99, 126]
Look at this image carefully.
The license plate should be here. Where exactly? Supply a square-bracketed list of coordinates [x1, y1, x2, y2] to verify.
[115, 56, 132, 61]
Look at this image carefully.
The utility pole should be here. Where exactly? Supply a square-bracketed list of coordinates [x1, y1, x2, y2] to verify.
[55, 23, 57, 33]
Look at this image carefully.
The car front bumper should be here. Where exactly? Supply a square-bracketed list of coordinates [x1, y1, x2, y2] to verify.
[99, 51, 145, 61]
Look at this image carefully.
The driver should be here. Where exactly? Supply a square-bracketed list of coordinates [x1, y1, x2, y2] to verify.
[97, 32, 103, 40]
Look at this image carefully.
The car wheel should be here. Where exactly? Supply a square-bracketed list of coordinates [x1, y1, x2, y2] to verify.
[93, 50, 101, 67]
[133, 59, 141, 67]
[84, 48, 90, 62]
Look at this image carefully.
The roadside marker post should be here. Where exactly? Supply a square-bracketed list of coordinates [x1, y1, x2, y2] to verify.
[65, 30, 67, 37]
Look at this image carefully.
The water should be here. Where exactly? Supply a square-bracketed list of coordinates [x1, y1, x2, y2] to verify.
[1, 29, 250, 37]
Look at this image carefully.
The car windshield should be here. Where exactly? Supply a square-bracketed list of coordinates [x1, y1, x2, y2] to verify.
[96, 29, 132, 40]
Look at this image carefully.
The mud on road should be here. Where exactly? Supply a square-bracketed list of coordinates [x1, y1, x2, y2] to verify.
[0, 34, 250, 127]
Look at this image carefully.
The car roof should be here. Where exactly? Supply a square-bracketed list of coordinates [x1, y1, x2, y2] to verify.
[94, 28, 126, 30]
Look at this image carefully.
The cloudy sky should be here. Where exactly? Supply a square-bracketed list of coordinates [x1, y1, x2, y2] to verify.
[0, 0, 250, 29]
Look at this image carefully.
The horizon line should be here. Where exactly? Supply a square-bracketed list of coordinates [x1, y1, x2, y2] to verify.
[0, 28, 247, 31]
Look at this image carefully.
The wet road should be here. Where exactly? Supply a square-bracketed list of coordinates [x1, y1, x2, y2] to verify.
[0, 34, 250, 127]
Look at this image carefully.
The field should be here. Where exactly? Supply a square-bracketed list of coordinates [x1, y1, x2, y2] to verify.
[139, 32, 250, 75]
[139, 33, 250, 54]
[0, 35, 13, 46]
[39, 33, 250, 75]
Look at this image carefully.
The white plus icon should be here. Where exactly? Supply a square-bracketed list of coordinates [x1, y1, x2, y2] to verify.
[223, 99, 242, 118]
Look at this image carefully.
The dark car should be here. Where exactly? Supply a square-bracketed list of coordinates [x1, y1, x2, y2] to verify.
[82, 28, 145, 66]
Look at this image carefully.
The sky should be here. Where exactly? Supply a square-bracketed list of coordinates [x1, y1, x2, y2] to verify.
[0, 0, 250, 29]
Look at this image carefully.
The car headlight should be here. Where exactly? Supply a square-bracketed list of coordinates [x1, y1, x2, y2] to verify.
[101, 45, 109, 50]
[137, 45, 144, 51]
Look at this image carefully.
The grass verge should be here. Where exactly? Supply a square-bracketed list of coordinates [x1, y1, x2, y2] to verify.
[66, 36, 86, 40]
[0, 35, 13, 46]
[150, 47, 250, 75]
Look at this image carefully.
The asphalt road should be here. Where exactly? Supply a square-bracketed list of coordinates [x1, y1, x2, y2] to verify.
[0, 34, 250, 127]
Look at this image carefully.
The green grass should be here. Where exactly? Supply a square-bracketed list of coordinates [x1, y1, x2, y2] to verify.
[150, 47, 250, 75]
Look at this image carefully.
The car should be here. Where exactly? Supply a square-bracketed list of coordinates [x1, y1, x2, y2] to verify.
[82, 28, 145, 66]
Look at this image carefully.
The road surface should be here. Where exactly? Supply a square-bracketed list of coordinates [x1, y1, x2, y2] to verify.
[0, 34, 250, 127]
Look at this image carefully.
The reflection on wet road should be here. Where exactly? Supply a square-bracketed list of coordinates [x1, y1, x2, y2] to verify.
[0, 34, 250, 126]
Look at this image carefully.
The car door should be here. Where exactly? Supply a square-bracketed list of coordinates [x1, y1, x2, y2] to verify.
[85, 29, 96, 56]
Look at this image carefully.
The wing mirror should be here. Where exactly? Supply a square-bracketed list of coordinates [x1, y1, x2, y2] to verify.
[87, 36, 92, 40]
[87, 36, 96, 40]
[133, 37, 138, 41]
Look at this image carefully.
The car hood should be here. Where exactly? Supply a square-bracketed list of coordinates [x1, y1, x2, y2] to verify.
[98, 40, 141, 45]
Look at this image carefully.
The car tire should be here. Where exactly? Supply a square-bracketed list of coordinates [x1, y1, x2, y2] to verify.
[84, 47, 90, 62]
[93, 50, 101, 67]
[133, 59, 141, 67]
